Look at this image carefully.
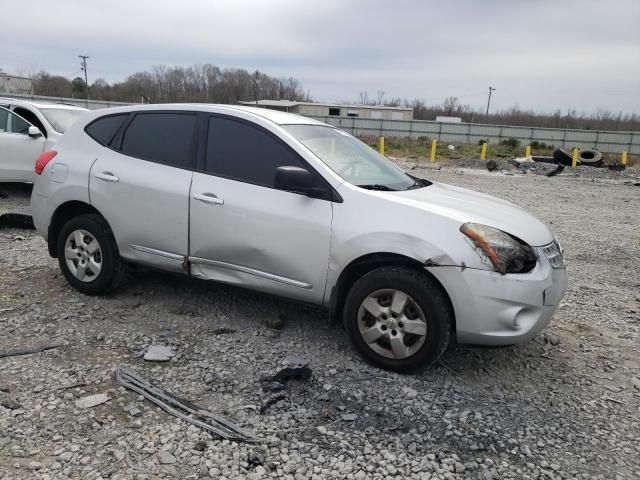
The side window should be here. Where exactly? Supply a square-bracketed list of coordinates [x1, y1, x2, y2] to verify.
[85, 114, 128, 146]
[206, 117, 305, 187]
[0, 107, 8, 132]
[8, 110, 31, 135]
[121, 113, 196, 169]
[13, 107, 47, 137]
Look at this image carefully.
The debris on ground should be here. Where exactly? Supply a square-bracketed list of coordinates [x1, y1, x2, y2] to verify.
[577, 149, 603, 167]
[260, 392, 287, 414]
[115, 366, 256, 442]
[270, 356, 312, 384]
[486, 160, 498, 172]
[143, 345, 176, 362]
[553, 148, 574, 166]
[123, 403, 143, 417]
[259, 357, 312, 413]
[546, 164, 565, 177]
[0, 340, 63, 359]
[75, 393, 111, 409]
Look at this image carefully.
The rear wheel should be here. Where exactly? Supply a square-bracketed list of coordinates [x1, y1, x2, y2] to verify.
[343, 266, 452, 372]
[56, 214, 126, 295]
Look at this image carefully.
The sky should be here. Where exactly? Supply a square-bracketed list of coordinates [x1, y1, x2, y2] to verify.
[2, 0, 639, 114]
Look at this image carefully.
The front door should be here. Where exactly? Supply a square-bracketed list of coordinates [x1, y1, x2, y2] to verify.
[0, 107, 46, 182]
[89, 112, 197, 272]
[189, 115, 333, 303]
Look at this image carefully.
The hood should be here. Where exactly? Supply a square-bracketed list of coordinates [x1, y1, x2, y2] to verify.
[388, 182, 554, 246]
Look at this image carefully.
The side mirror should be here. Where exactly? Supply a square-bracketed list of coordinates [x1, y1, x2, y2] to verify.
[28, 126, 42, 138]
[275, 166, 313, 194]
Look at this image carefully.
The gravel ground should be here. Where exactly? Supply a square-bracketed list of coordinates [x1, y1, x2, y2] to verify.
[1, 166, 639, 480]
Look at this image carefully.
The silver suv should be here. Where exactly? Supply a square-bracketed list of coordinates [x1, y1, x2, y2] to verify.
[31, 104, 567, 371]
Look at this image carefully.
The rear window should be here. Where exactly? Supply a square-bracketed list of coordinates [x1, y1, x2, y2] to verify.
[85, 114, 128, 146]
[39, 108, 87, 133]
[121, 113, 196, 169]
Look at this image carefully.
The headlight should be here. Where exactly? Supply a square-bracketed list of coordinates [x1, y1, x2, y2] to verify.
[460, 223, 537, 274]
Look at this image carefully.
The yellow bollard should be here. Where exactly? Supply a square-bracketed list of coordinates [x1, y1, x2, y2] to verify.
[430, 139, 437, 162]
[621, 150, 628, 166]
[480, 142, 488, 161]
[379, 137, 385, 156]
[571, 147, 579, 169]
[525, 145, 531, 158]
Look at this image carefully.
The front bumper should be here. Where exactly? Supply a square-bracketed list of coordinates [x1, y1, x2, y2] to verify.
[426, 249, 568, 346]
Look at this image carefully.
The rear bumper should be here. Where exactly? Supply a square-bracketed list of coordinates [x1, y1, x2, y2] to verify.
[30, 192, 49, 242]
[427, 254, 568, 345]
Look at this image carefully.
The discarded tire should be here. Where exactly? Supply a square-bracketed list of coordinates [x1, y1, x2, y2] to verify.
[577, 149, 603, 167]
[486, 160, 498, 172]
[553, 148, 573, 166]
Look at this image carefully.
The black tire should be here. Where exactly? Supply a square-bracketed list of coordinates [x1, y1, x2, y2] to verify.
[577, 149, 603, 167]
[343, 266, 452, 372]
[56, 213, 126, 295]
[553, 148, 573, 166]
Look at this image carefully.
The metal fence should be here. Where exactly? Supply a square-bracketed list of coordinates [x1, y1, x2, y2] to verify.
[3, 93, 637, 154]
[306, 116, 640, 155]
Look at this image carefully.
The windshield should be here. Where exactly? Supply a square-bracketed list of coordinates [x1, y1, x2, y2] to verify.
[284, 124, 421, 191]
[40, 108, 87, 133]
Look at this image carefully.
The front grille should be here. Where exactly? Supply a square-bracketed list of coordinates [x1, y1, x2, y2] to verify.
[541, 241, 565, 269]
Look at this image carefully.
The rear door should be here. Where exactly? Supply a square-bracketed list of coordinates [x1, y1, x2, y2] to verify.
[88, 111, 197, 272]
[188, 115, 333, 303]
[0, 107, 46, 182]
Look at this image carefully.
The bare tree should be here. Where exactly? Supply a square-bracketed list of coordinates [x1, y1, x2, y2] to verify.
[443, 96, 459, 116]
[376, 90, 385, 105]
[251, 70, 261, 104]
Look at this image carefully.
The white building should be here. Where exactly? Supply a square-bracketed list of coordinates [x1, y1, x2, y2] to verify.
[238, 100, 413, 121]
[0, 72, 33, 95]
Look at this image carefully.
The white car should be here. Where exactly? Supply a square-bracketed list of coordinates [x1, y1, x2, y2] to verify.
[30, 104, 567, 371]
[0, 98, 88, 182]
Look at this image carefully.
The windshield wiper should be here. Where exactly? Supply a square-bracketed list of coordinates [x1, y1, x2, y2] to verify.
[357, 184, 396, 191]
[407, 177, 432, 190]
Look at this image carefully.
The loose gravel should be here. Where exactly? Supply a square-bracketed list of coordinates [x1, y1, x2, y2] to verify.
[1, 165, 639, 480]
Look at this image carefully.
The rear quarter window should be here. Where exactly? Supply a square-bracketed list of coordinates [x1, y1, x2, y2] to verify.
[85, 114, 128, 146]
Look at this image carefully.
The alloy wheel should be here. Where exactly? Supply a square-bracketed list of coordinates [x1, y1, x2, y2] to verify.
[357, 289, 428, 359]
[64, 229, 102, 282]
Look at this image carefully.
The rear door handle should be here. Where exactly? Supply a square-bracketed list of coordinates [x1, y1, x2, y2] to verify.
[94, 171, 119, 182]
[193, 192, 224, 205]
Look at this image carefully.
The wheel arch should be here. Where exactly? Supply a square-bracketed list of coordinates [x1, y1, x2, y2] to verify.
[47, 201, 109, 258]
[328, 252, 455, 327]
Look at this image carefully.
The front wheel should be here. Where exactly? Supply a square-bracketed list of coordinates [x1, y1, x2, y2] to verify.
[343, 266, 452, 372]
[56, 213, 126, 295]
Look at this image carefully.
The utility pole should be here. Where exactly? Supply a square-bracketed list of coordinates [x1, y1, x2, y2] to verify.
[485, 86, 496, 118]
[79, 55, 90, 100]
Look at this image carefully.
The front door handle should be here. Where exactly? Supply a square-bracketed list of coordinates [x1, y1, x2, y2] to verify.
[94, 171, 119, 182]
[193, 192, 224, 205]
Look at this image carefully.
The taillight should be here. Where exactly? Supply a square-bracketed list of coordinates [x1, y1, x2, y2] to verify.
[35, 151, 57, 175]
